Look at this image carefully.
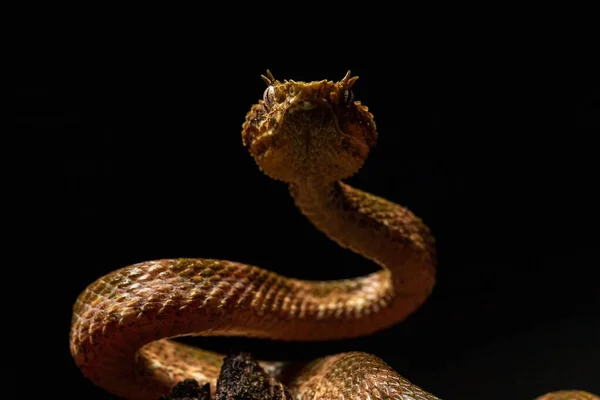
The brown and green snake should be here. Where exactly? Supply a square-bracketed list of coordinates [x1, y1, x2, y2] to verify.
[69, 71, 598, 400]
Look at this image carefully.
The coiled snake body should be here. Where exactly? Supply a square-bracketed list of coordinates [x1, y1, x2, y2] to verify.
[69, 71, 597, 400]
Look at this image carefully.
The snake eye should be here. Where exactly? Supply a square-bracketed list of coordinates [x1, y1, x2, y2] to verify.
[263, 86, 276, 110]
[343, 88, 354, 104]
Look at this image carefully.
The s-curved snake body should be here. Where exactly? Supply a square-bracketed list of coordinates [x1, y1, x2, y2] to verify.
[70, 71, 597, 400]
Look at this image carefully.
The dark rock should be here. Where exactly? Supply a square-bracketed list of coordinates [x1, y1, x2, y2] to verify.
[161, 353, 292, 400]
[159, 379, 211, 400]
[215, 352, 292, 400]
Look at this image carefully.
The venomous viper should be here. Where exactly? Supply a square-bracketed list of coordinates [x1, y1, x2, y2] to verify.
[69, 71, 597, 400]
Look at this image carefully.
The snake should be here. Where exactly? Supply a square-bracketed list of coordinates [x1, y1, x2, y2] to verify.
[69, 71, 598, 400]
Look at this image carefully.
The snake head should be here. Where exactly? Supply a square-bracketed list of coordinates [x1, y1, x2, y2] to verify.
[242, 70, 377, 183]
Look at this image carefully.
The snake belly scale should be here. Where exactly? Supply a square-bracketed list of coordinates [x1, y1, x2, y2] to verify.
[69, 71, 598, 400]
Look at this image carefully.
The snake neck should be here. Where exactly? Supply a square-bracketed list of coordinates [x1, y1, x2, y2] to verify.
[289, 179, 437, 319]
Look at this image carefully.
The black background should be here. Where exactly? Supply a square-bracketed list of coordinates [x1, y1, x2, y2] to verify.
[17, 19, 598, 400]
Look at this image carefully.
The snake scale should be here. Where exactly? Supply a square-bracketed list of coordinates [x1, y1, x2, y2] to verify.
[69, 71, 597, 400]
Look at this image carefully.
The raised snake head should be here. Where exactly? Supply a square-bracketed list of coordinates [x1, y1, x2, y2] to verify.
[242, 70, 377, 183]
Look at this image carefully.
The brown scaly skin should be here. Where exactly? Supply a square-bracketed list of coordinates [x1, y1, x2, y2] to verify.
[69, 71, 597, 400]
[536, 392, 600, 400]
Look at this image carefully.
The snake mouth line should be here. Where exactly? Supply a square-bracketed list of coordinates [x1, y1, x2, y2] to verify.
[249, 134, 274, 159]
